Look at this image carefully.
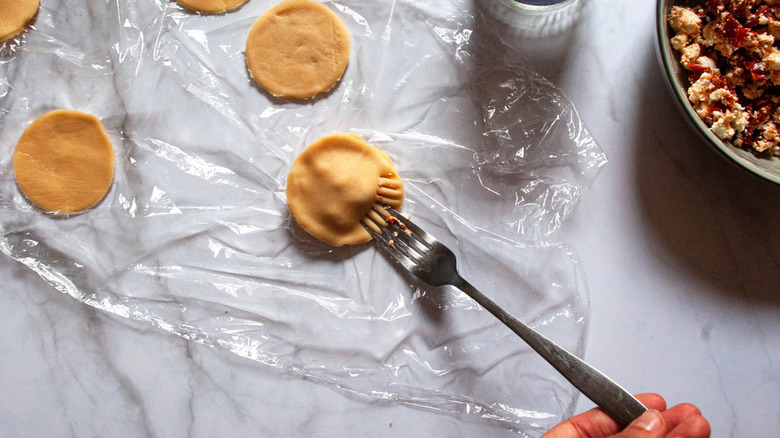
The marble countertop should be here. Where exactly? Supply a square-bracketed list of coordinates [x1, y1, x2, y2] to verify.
[2, 0, 779, 436]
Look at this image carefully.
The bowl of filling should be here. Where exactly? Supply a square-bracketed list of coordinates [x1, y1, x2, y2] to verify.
[657, 0, 780, 184]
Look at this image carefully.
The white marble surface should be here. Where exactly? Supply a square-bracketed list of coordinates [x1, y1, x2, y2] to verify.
[1, 1, 778, 437]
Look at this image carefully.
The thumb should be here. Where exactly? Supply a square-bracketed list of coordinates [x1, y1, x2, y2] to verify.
[612, 410, 666, 438]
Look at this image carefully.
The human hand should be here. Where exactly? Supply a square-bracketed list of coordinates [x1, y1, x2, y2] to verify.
[541, 393, 710, 438]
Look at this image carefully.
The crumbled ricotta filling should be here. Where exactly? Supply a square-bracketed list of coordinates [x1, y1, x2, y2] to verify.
[669, 1, 780, 156]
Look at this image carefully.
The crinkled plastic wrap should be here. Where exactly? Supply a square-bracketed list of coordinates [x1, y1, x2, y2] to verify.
[0, 0, 606, 435]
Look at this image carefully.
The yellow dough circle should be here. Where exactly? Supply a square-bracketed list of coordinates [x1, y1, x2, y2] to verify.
[174, 0, 246, 14]
[13, 110, 115, 214]
[0, 0, 40, 42]
[287, 134, 404, 246]
[246, 0, 350, 99]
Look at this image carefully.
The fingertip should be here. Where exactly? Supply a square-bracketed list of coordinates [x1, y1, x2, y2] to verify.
[673, 402, 703, 417]
[693, 415, 712, 436]
[662, 402, 705, 430]
[635, 393, 667, 411]
[630, 409, 665, 434]
[668, 414, 711, 438]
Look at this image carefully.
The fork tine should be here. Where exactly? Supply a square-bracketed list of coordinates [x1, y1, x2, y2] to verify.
[361, 208, 418, 271]
[385, 229, 425, 263]
[371, 206, 431, 259]
[365, 206, 421, 260]
[383, 206, 436, 248]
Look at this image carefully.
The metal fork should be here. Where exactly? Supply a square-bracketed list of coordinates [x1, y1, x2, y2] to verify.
[362, 205, 647, 426]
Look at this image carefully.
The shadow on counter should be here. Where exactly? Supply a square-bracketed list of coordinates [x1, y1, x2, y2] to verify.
[633, 36, 780, 305]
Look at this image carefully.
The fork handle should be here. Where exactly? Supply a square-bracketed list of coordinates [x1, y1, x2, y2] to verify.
[454, 278, 647, 426]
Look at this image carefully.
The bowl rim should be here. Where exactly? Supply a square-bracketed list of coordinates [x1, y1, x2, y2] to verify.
[655, 0, 780, 185]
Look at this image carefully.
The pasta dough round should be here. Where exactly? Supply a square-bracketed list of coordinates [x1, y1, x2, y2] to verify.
[245, 0, 350, 99]
[174, 0, 246, 14]
[287, 134, 404, 246]
[13, 110, 115, 214]
[0, 0, 40, 42]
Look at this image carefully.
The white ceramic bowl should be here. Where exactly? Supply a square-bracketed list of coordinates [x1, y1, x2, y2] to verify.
[656, 0, 780, 185]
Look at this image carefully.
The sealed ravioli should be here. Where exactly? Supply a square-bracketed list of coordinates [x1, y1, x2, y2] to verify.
[0, 0, 40, 42]
[245, 0, 350, 99]
[174, 0, 246, 13]
[286, 134, 403, 246]
[13, 110, 115, 214]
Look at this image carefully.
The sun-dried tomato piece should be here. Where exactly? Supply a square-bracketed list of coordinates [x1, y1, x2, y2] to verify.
[723, 15, 750, 47]
[688, 63, 712, 82]
[745, 58, 769, 81]
[728, 0, 753, 20]
[750, 96, 776, 124]
[740, 125, 755, 146]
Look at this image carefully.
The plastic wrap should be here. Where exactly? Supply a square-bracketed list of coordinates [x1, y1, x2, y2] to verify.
[0, 0, 606, 435]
